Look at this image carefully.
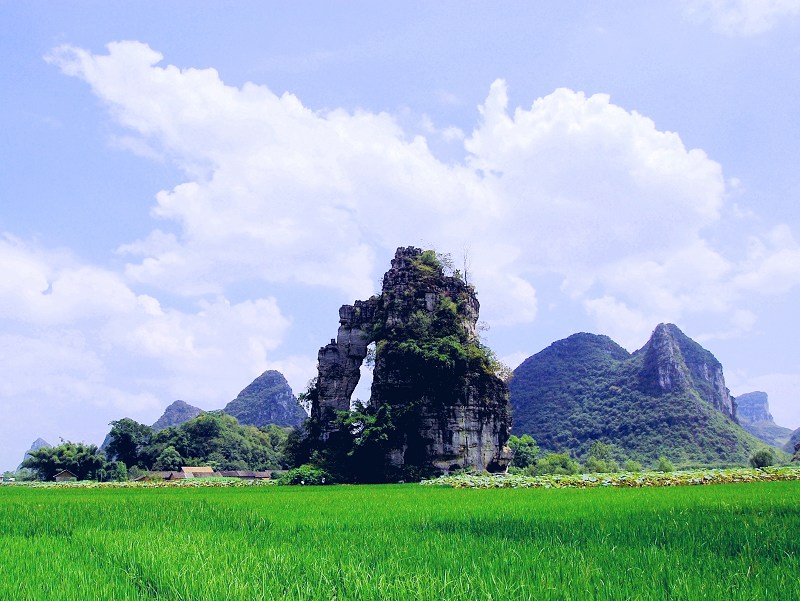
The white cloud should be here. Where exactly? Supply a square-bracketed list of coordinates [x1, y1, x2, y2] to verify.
[732, 225, 800, 294]
[0, 235, 293, 468]
[500, 351, 531, 371]
[683, 0, 800, 35]
[0, 234, 139, 324]
[45, 42, 800, 343]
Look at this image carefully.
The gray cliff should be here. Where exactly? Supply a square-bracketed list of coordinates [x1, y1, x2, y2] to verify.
[638, 323, 735, 419]
[735, 391, 792, 448]
[311, 247, 512, 474]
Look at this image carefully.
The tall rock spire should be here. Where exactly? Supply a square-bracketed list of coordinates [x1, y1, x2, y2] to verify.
[310, 247, 512, 475]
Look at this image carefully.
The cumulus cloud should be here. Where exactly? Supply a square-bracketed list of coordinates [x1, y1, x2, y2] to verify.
[683, 0, 800, 35]
[0, 235, 292, 468]
[44, 42, 800, 339]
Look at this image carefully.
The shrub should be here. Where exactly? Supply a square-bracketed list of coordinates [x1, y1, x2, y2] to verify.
[278, 464, 332, 485]
[749, 448, 776, 469]
[534, 452, 580, 476]
[584, 457, 619, 474]
[624, 460, 643, 473]
[656, 456, 675, 472]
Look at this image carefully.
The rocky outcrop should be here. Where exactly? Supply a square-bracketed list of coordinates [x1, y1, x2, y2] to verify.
[224, 370, 307, 428]
[735, 391, 793, 448]
[736, 391, 772, 423]
[312, 300, 378, 434]
[19, 438, 51, 468]
[152, 400, 204, 432]
[638, 323, 735, 419]
[311, 247, 512, 474]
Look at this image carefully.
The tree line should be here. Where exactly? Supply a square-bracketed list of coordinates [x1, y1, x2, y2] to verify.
[14, 412, 291, 481]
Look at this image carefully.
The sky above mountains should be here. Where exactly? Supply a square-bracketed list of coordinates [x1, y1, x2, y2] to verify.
[2, 2, 799, 470]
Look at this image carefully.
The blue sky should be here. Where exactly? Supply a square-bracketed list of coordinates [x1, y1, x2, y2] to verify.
[2, 2, 800, 470]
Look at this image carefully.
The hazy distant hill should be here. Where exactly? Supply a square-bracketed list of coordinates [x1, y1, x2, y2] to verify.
[509, 324, 766, 466]
[18, 437, 51, 469]
[223, 370, 307, 428]
[785, 427, 800, 454]
[734, 391, 793, 448]
[152, 400, 204, 432]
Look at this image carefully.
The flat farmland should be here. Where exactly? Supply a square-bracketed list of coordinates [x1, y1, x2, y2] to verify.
[1, 481, 798, 600]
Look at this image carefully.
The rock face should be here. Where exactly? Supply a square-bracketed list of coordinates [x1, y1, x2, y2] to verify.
[510, 324, 764, 465]
[224, 370, 307, 428]
[638, 323, 735, 418]
[19, 438, 51, 468]
[736, 391, 772, 423]
[311, 247, 512, 474]
[152, 400, 204, 432]
[735, 391, 793, 448]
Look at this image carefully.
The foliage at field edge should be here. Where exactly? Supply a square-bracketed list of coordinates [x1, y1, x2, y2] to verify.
[5, 464, 800, 491]
[17, 412, 291, 481]
[421, 465, 800, 489]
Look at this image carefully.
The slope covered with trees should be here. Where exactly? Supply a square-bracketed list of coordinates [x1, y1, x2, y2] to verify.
[101, 412, 291, 474]
[509, 324, 768, 467]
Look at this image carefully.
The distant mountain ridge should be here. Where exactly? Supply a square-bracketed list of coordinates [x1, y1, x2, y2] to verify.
[509, 324, 767, 466]
[223, 370, 307, 428]
[97, 371, 306, 458]
[734, 391, 793, 448]
[785, 427, 800, 454]
[152, 400, 204, 431]
[18, 438, 51, 469]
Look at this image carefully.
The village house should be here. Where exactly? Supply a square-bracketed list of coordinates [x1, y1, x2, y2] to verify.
[53, 469, 77, 482]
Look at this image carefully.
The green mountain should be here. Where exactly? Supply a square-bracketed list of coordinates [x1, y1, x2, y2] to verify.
[734, 391, 793, 448]
[152, 400, 204, 432]
[509, 324, 768, 467]
[223, 370, 307, 428]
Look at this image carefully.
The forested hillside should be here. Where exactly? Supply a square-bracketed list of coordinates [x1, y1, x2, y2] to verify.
[509, 324, 768, 466]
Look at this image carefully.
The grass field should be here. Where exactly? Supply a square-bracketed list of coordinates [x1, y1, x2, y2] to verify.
[1, 481, 798, 600]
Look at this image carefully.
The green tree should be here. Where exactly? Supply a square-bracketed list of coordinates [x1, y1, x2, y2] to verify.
[21, 441, 105, 481]
[106, 418, 153, 468]
[508, 434, 539, 469]
[152, 445, 183, 471]
[98, 460, 128, 482]
[749, 448, 775, 468]
[588, 441, 613, 460]
[140, 413, 291, 471]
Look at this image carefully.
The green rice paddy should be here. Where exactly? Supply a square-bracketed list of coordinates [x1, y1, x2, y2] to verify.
[1, 481, 798, 600]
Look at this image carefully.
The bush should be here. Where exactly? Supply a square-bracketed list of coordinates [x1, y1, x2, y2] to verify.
[656, 456, 675, 472]
[534, 452, 580, 476]
[624, 460, 643, 473]
[749, 448, 776, 469]
[584, 457, 619, 474]
[278, 464, 332, 485]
